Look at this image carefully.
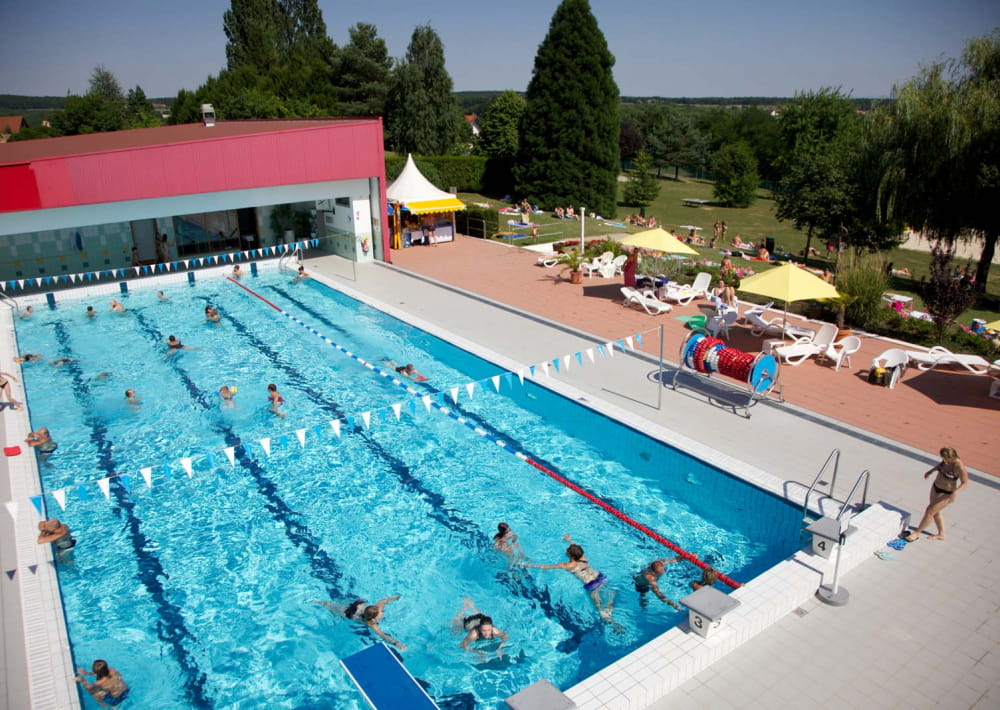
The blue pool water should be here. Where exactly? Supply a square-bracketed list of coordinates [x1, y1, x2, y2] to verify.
[15, 270, 803, 709]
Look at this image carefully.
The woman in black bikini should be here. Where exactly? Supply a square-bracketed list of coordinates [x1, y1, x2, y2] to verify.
[0, 370, 22, 409]
[454, 598, 508, 658]
[902, 447, 969, 542]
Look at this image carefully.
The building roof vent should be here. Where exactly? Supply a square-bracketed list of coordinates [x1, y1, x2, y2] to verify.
[200, 104, 216, 127]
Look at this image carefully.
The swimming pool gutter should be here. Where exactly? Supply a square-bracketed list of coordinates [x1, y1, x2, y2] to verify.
[0, 308, 79, 710]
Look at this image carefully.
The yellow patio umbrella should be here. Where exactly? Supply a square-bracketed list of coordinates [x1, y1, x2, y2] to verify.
[620, 228, 698, 255]
[983, 319, 1000, 331]
[737, 262, 840, 331]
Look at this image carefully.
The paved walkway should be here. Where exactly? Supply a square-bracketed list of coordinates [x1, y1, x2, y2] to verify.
[388, 237, 1000, 476]
[318, 238, 1000, 709]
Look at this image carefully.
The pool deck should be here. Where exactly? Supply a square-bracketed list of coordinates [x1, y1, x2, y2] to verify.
[312, 238, 999, 710]
[1, 244, 998, 709]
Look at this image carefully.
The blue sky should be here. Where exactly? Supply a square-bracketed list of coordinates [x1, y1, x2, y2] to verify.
[2, 0, 997, 99]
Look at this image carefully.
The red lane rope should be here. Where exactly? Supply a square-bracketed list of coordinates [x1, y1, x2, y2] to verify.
[229, 275, 742, 589]
[523, 457, 742, 589]
[227, 277, 282, 310]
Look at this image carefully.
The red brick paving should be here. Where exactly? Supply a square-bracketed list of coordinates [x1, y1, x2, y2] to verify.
[390, 237, 1000, 475]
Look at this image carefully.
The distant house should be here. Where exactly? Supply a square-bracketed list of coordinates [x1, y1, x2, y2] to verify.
[464, 113, 480, 137]
[0, 116, 29, 143]
[152, 103, 171, 120]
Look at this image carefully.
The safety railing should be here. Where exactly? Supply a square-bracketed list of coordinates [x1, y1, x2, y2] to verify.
[801, 449, 840, 522]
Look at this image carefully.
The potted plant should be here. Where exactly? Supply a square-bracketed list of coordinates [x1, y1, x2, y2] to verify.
[558, 251, 588, 284]
[269, 203, 296, 243]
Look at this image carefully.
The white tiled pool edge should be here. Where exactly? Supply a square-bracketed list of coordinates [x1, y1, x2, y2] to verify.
[564, 504, 903, 709]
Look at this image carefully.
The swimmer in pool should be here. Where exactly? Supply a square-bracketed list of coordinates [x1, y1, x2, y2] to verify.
[394, 363, 426, 381]
[493, 522, 523, 562]
[75, 659, 129, 708]
[165, 335, 195, 357]
[205, 305, 221, 323]
[312, 595, 406, 650]
[37, 518, 75, 554]
[25, 427, 57, 461]
[232, 264, 243, 279]
[267, 383, 286, 418]
[292, 265, 309, 282]
[18, 305, 33, 319]
[521, 534, 614, 616]
[14, 353, 42, 363]
[691, 566, 720, 590]
[86, 306, 97, 318]
[109, 299, 126, 313]
[124, 389, 141, 408]
[453, 598, 508, 658]
[634, 556, 683, 609]
[157, 291, 169, 302]
[219, 385, 236, 406]
[51, 357, 78, 367]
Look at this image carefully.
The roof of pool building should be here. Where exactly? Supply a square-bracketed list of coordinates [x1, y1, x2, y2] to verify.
[1, 243, 998, 709]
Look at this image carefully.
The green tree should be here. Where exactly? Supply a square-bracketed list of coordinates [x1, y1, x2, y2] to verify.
[774, 88, 859, 258]
[922, 243, 978, 341]
[88, 65, 124, 105]
[337, 23, 392, 116]
[385, 25, 461, 155]
[125, 86, 161, 128]
[622, 151, 660, 207]
[279, 0, 327, 47]
[515, 0, 620, 216]
[224, 0, 281, 72]
[475, 90, 525, 159]
[710, 142, 759, 207]
[618, 119, 644, 163]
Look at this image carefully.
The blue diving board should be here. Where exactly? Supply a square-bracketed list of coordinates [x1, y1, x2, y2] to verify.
[340, 643, 439, 710]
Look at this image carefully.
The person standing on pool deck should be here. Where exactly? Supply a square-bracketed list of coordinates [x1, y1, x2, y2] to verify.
[0, 370, 22, 409]
[901, 447, 969, 542]
[521, 534, 613, 616]
[267, 383, 286, 418]
[635, 556, 683, 609]
[76, 659, 129, 708]
[312, 595, 407, 650]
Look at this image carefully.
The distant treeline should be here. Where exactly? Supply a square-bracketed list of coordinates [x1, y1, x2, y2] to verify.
[0, 94, 173, 112]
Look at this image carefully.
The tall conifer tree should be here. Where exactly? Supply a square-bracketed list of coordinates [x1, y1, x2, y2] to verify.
[515, 0, 620, 216]
[385, 25, 461, 155]
[224, 0, 281, 72]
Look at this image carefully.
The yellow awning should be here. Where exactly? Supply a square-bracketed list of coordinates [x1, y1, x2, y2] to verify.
[402, 197, 466, 214]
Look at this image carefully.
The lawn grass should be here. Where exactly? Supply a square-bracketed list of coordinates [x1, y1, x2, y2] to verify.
[460, 174, 1000, 326]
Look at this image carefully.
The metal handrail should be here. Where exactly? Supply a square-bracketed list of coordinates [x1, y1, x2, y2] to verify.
[0, 291, 19, 313]
[837, 469, 870, 521]
[801, 449, 840, 521]
[278, 243, 303, 271]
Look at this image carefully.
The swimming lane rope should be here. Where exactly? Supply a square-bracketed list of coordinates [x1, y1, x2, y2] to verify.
[226, 277, 742, 589]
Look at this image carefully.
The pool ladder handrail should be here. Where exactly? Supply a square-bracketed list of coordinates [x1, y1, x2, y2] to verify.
[278, 243, 303, 271]
[0, 290, 19, 313]
[801, 449, 840, 522]
[835, 469, 871, 524]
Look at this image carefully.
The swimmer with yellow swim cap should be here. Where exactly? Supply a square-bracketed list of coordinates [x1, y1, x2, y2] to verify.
[219, 385, 237, 405]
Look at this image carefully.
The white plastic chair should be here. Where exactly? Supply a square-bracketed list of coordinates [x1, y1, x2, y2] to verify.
[707, 310, 739, 339]
[823, 335, 861, 372]
[773, 323, 839, 366]
[580, 251, 613, 279]
[601, 254, 628, 278]
[621, 287, 672, 315]
[745, 311, 815, 339]
[872, 348, 909, 389]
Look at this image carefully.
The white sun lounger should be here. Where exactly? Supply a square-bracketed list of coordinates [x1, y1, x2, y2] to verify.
[903, 347, 992, 374]
[621, 287, 672, 315]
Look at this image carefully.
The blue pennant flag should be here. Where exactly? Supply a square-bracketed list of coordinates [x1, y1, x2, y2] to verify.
[277, 435, 288, 449]
[636, 333, 644, 347]
[77, 483, 89, 501]
[502, 372, 513, 389]
[408, 399, 417, 414]
[552, 358, 560, 372]
[312, 425, 325, 439]
[596, 344, 606, 358]
[204, 452, 215, 468]
[617, 339, 626, 352]
[345, 416, 355, 431]
[29, 495, 44, 516]
[119, 474, 131, 492]
[172, 261, 179, 269]
[576, 352, 584, 366]
[435, 392, 446, 406]
[529, 365, 536, 376]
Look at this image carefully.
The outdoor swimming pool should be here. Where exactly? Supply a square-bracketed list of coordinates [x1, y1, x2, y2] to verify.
[14, 267, 803, 709]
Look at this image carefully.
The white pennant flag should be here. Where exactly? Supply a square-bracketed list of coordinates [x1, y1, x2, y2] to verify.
[392, 402, 402, 420]
[563, 354, 572, 370]
[295, 429, 306, 447]
[465, 383, 476, 400]
[180, 457, 193, 477]
[141, 467, 153, 488]
[330, 420, 341, 437]
[17, 279, 25, 289]
[422, 395, 432, 412]
[517, 369, 525, 385]
[491, 375, 501, 392]
[605, 341, 616, 358]
[625, 336, 635, 351]
[541, 362, 551, 377]
[53, 489, 67, 510]
[97, 477, 111, 499]
[184, 260, 190, 268]
[5, 500, 18, 521]
[35, 277, 43, 287]
[450, 387, 460, 404]
[223, 448, 235, 466]
[133, 267, 141, 276]
[587, 348, 596, 363]
[360, 412, 371, 429]
[260, 438, 272, 456]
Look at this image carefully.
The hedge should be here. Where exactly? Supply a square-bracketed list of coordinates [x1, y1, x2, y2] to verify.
[385, 155, 488, 192]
